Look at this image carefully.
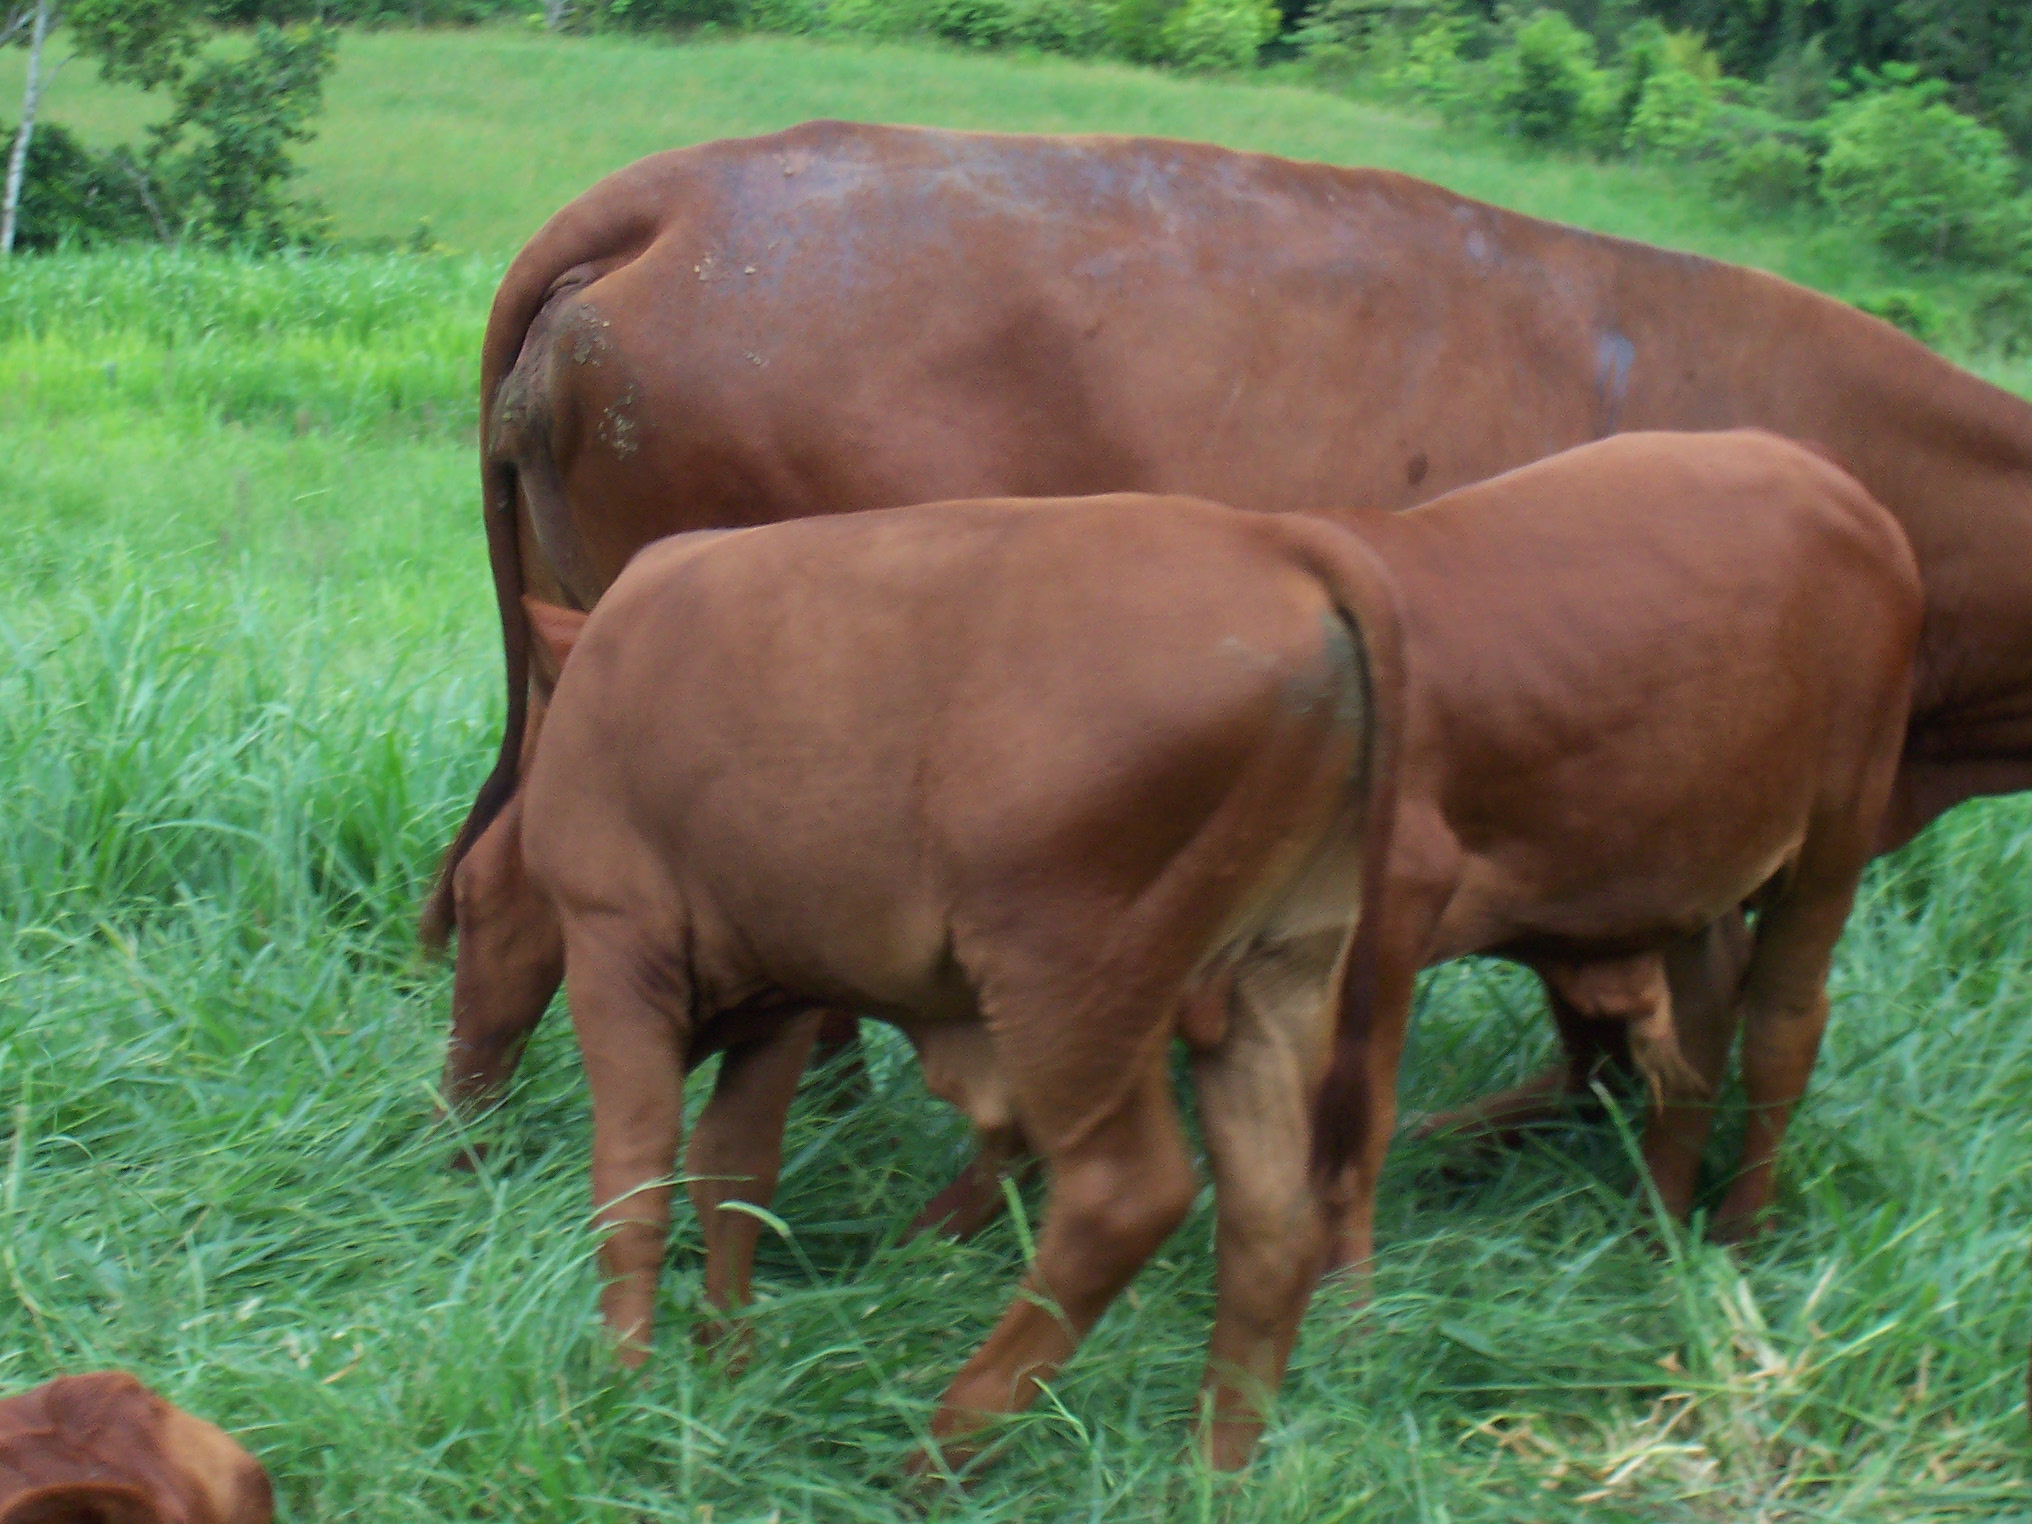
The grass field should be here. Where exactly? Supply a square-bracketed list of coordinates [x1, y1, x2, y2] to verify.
[3, 27, 2030, 1523]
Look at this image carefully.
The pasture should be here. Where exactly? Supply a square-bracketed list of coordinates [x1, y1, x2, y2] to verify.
[2, 28, 2029, 1521]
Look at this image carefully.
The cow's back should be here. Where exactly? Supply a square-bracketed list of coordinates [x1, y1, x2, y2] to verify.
[501, 124, 1756, 595]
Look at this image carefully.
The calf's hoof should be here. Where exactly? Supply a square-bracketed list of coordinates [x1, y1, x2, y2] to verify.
[1707, 1206, 1771, 1247]
[906, 1167, 1010, 1242]
[902, 1440, 986, 1493]
[1195, 1418, 1264, 1473]
[692, 1314, 754, 1376]
[446, 1140, 491, 1174]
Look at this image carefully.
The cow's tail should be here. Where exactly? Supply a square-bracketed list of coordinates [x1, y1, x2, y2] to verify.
[417, 451, 528, 952]
[417, 196, 658, 952]
[1285, 517, 1408, 1179]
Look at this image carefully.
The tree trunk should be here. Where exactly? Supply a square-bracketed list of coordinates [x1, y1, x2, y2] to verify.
[1, 0, 55, 256]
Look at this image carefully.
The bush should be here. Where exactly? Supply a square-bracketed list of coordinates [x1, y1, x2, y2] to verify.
[596, 0, 741, 28]
[207, 0, 522, 24]
[1006, 0, 1108, 53]
[1970, 273, 2032, 354]
[1290, 0, 1436, 65]
[1385, 12, 1474, 113]
[1706, 130, 1815, 209]
[1854, 289, 1948, 346]
[1158, 0, 1275, 69]
[1492, 10, 1609, 146]
[927, 0, 1019, 44]
[0, 122, 158, 250]
[1821, 84, 2020, 263]
[145, 24, 336, 248]
[1623, 64, 1711, 154]
[739, 0, 824, 29]
[1103, 0, 1179, 63]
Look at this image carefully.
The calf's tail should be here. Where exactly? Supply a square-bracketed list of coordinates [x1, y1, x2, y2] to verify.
[1284, 517, 1408, 1178]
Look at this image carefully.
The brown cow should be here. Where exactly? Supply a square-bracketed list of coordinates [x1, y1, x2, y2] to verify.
[428, 120, 2032, 1224]
[0, 1374, 272, 1524]
[519, 495, 1406, 1473]
[514, 431, 1917, 1473]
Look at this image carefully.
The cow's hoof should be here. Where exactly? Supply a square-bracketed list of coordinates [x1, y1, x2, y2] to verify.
[446, 1141, 490, 1173]
[1707, 1209, 1769, 1247]
[1193, 1419, 1264, 1473]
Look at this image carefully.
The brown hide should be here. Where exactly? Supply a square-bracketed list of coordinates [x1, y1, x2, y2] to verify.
[0, 1375, 271, 1524]
[521, 495, 1402, 1471]
[1315, 432, 1921, 1249]
[518, 433, 1918, 1471]
[428, 123, 2032, 1138]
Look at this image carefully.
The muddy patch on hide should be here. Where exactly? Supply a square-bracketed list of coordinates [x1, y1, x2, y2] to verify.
[597, 383, 640, 459]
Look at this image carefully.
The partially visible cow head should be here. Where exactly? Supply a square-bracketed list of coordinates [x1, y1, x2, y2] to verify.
[0, 1482, 161, 1524]
[523, 597, 588, 686]
[0, 1374, 273, 1524]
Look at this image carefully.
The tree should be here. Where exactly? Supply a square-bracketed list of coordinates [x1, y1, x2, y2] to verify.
[2, 0, 57, 253]
[3, 0, 331, 254]
[3, 0, 200, 253]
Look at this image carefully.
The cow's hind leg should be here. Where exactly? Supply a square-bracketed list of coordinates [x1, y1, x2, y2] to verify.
[808, 1010, 870, 1110]
[439, 789, 566, 1136]
[915, 1028, 1194, 1476]
[687, 1013, 823, 1349]
[1411, 914, 1749, 1153]
[906, 1123, 1035, 1240]
[1407, 988, 1623, 1145]
[1633, 919, 1749, 1221]
[1191, 931, 1343, 1469]
[564, 923, 691, 1362]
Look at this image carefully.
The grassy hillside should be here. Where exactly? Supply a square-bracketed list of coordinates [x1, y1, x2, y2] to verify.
[2, 29, 2029, 1524]
[0, 28, 1986, 305]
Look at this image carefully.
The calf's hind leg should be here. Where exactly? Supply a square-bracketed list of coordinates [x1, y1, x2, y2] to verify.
[687, 1013, 823, 1346]
[1708, 871, 1861, 1242]
[916, 1041, 1195, 1474]
[565, 926, 691, 1361]
[439, 789, 567, 1126]
[1190, 932, 1344, 1470]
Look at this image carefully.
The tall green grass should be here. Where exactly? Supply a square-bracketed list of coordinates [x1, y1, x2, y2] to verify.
[1, 33, 2028, 1521]
[0, 249, 495, 432]
[3, 544, 2027, 1517]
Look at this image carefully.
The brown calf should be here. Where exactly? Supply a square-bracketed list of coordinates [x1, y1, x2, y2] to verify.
[521, 496, 1403, 1472]
[0, 1374, 271, 1524]
[1314, 431, 1920, 1261]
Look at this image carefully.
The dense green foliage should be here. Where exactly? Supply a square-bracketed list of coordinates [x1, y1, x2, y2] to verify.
[1289, 4, 2032, 320]
[9, 0, 2032, 305]
[3, 238, 2029, 1520]
[6, 25, 2015, 325]
[5, 15, 335, 249]
[0, 118, 155, 249]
